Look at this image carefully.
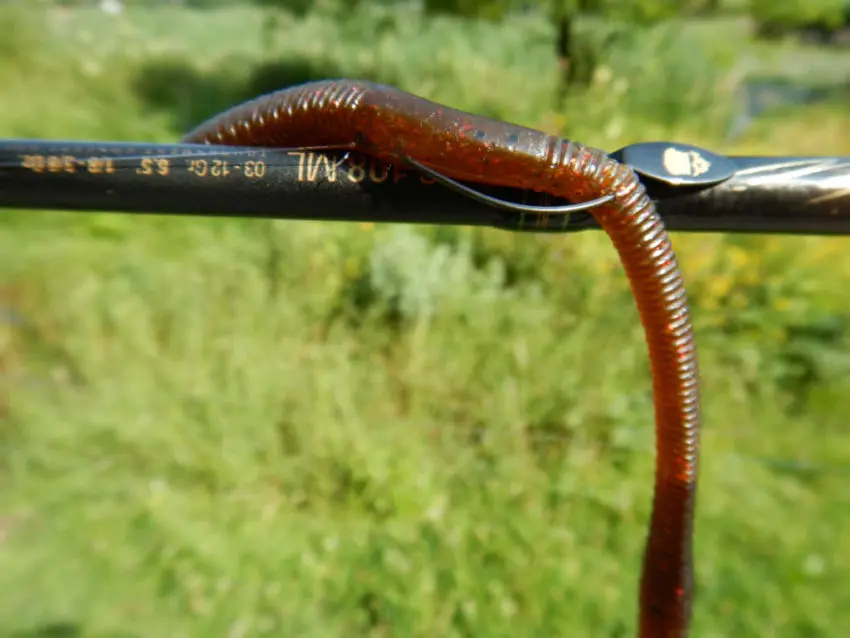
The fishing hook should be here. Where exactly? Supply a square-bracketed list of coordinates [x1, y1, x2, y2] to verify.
[404, 156, 615, 215]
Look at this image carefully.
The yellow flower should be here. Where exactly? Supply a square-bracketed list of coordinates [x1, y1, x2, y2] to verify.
[727, 246, 750, 270]
[706, 274, 733, 303]
[729, 291, 748, 309]
[774, 297, 793, 312]
[344, 257, 361, 279]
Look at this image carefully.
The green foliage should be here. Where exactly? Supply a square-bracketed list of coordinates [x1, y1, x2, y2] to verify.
[1, 3, 850, 637]
[181, 0, 240, 8]
[547, 0, 682, 22]
[365, 227, 505, 323]
[544, 0, 715, 22]
[590, 20, 735, 135]
[749, 0, 848, 30]
[422, 0, 521, 20]
[253, 0, 362, 17]
[0, 1, 46, 64]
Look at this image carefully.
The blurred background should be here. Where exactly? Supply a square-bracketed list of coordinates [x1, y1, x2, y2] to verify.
[1, 0, 849, 636]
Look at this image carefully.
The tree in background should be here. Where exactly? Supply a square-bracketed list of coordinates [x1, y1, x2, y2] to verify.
[423, 0, 714, 104]
[749, 0, 849, 41]
[249, 0, 850, 103]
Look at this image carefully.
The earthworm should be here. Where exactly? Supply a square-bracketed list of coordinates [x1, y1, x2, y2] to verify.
[182, 79, 701, 637]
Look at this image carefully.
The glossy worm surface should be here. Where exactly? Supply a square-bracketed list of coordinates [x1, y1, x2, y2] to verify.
[182, 80, 701, 637]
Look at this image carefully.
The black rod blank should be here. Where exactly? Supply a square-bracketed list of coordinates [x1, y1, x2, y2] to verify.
[2, 138, 850, 235]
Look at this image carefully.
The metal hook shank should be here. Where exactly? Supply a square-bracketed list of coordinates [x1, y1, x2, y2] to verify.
[404, 157, 615, 215]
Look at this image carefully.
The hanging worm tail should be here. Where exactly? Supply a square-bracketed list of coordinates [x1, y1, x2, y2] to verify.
[579, 150, 700, 638]
[542, 138, 700, 636]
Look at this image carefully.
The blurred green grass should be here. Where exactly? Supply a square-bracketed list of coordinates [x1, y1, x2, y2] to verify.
[1, 3, 849, 637]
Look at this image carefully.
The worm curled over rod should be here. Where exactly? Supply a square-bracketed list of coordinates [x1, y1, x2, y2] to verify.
[182, 79, 701, 638]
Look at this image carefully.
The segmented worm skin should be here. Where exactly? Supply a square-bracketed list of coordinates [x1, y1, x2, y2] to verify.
[182, 80, 701, 638]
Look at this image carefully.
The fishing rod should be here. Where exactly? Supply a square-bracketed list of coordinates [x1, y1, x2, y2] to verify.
[1, 137, 849, 235]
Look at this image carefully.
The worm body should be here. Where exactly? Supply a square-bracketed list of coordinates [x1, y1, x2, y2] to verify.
[183, 80, 700, 637]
